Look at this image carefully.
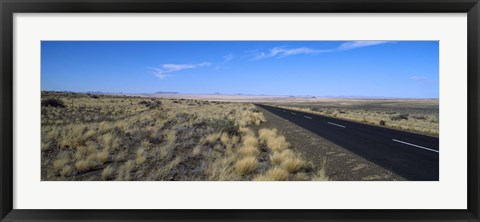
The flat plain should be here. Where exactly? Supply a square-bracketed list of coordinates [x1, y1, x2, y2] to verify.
[41, 92, 438, 181]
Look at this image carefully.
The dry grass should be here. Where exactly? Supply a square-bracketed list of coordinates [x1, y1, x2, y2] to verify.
[102, 165, 114, 180]
[259, 128, 289, 152]
[234, 156, 259, 176]
[41, 92, 326, 181]
[75, 160, 93, 172]
[53, 157, 69, 172]
[96, 149, 109, 164]
[254, 167, 289, 181]
[59, 165, 73, 177]
[135, 148, 147, 165]
[270, 100, 438, 136]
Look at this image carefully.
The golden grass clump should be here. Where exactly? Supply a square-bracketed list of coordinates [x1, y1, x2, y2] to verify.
[254, 167, 289, 181]
[82, 129, 96, 141]
[281, 157, 306, 173]
[74, 146, 87, 161]
[60, 165, 73, 177]
[96, 149, 109, 164]
[53, 157, 69, 172]
[312, 158, 329, 181]
[270, 149, 295, 166]
[98, 121, 113, 133]
[102, 165, 114, 180]
[220, 133, 230, 145]
[166, 130, 177, 145]
[101, 133, 114, 150]
[239, 145, 260, 157]
[75, 160, 93, 172]
[242, 135, 258, 148]
[234, 156, 259, 176]
[41, 143, 49, 152]
[192, 146, 202, 157]
[206, 156, 239, 181]
[259, 128, 289, 152]
[159, 145, 173, 160]
[136, 148, 147, 165]
[204, 133, 221, 144]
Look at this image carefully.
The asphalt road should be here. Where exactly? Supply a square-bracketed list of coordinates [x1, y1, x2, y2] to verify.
[256, 104, 439, 181]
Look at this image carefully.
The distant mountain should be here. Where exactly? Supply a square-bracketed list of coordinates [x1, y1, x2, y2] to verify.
[153, 91, 179, 94]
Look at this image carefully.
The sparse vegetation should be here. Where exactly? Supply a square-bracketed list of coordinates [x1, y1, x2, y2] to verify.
[42, 92, 326, 181]
[266, 99, 438, 136]
[42, 98, 65, 108]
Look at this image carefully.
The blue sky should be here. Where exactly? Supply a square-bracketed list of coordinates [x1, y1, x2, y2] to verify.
[41, 41, 439, 98]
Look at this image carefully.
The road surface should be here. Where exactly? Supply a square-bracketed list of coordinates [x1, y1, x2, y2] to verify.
[256, 104, 439, 181]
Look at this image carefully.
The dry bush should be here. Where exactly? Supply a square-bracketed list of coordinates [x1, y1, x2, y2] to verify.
[207, 156, 239, 181]
[96, 149, 109, 164]
[281, 157, 306, 173]
[166, 130, 176, 145]
[42, 92, 322, 181]
[239, 145, 260, 157]
[75, 160, 93, 172]
[41, 143, 49, 152]
[102, 165, 115, 180]
[270, 149, 295, 166]
[59, 165, 73, 177]
[136, 148, 147, 165]
[53, 157, 69, 172]
[242, 135, 258, 148]
[254, 167, 289, 181]
[204, 133, 221, 144]
[192, 146, 202, 157]
[259, 128, 289, 152]
[234, 156, 259, 176]
[74, 146, 87, 161]
[312, 158, 329, 181]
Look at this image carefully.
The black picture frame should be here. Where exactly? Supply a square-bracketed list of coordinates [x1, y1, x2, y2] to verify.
[1, 0, 479, 221]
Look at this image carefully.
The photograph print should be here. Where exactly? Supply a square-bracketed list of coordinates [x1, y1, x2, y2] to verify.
[40, 41, 439, 181]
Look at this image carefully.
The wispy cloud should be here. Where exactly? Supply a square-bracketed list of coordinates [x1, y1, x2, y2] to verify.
[152, 62, 210, 79]
[224, 53, 234, 63]
[254, 47, 326, 60]
[337, 41, 391, 51]
[253, 41, 392, 60]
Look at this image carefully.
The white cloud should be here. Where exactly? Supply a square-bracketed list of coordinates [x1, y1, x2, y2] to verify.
[152, 62, 211, 79]
[337, 41, 391, 51]
[224, 53, 234, 63]
[252, 41, 392, 60]
[254, 47, 327, 59]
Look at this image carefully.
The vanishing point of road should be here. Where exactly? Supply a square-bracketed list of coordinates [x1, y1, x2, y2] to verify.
[256, 104, 439, 181]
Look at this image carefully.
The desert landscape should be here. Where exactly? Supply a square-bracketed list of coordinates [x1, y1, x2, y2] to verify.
[41, 40, 439, 181]
[41, 92, 330, 181]
[41, 91, 438, 181]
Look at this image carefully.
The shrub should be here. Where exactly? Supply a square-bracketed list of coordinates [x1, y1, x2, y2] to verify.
[96, 149, 109, 164]
[75, 160, 93, 172]
[217, 119, 239, 136]
[41, 98, 65, 108]
[390, 113, 409, 121]
[281, 157, 305, 173]
[254, 167, 289, 181]
[60, 165, 73, 177]
[234, 156, 258, 176]
[53, 158, 69, 172]
[102, 166, 115, 180]
[379, 120, 386, 126]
